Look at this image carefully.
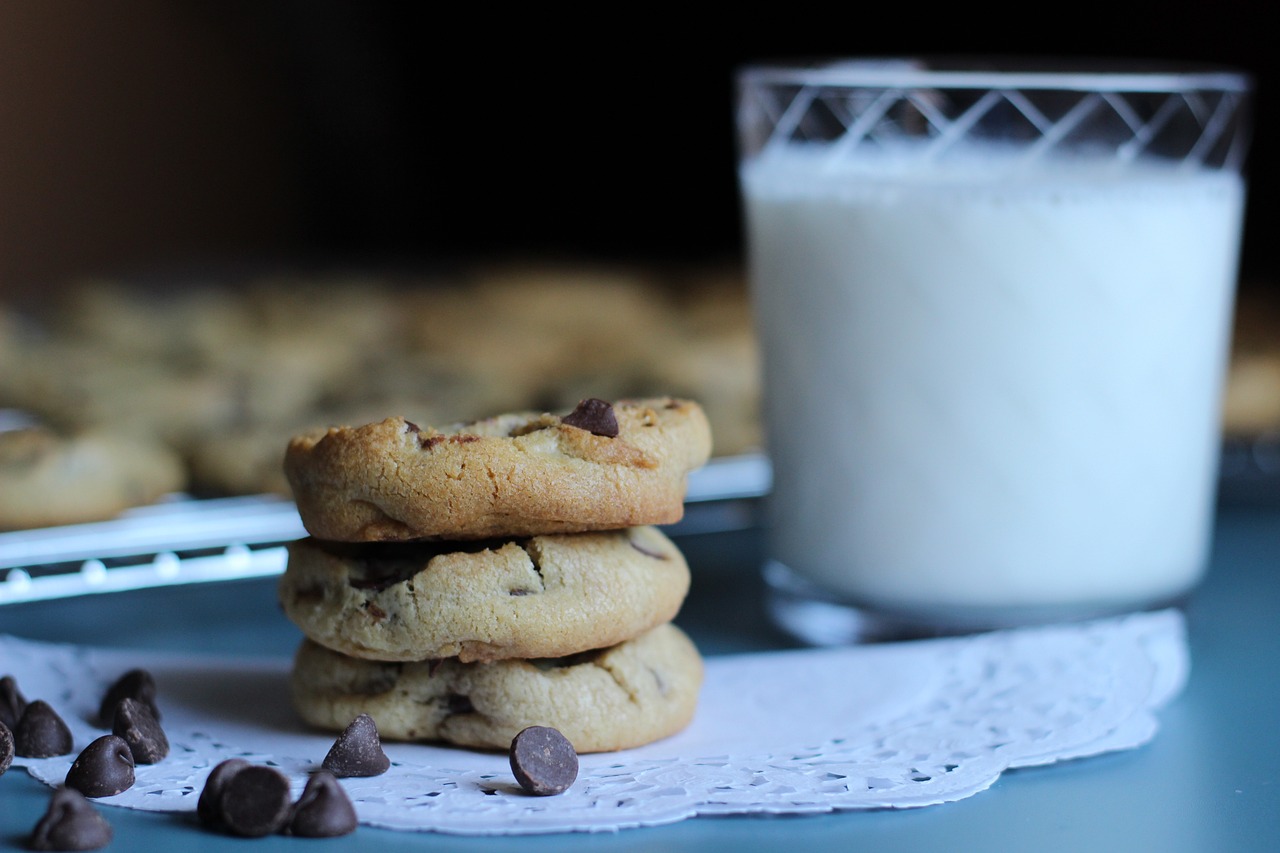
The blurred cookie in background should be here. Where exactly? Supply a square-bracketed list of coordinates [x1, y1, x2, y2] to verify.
[0, 260, 763, 527]
[0, 425, 184, 530]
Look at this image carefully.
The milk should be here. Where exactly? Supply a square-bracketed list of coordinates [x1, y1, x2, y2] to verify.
[743, 148, 1245, 621]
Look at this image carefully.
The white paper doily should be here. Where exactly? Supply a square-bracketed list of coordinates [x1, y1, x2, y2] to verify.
[2, 610, 1187, 835]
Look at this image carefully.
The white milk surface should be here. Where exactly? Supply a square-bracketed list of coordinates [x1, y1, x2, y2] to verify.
[743, 149, 1245, 614]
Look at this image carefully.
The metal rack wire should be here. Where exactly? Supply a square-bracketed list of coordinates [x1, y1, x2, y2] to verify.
[0, 454, 772, 605]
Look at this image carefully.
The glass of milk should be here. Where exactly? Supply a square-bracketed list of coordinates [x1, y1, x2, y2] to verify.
[736, 59, 1252, 643]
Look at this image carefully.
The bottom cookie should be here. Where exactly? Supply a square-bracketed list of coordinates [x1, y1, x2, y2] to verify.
[290, 623, 703, 753]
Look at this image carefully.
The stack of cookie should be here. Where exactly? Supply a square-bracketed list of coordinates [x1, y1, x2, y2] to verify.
[278, 397, 712, 753]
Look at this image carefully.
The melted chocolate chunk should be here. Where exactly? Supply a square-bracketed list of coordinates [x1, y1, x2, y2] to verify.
[530, 647, 604, 671]
[322, 714, 390, 778]
[561, 398, 619, 437]
[419, 433, 480, 450]
[30, 787, 113, 851]
[1, 721, 13, 777]
[197, 758, 251, 828]
[218, 765, 293, 837]
[0, 674, 27, 729]
[65, 735, 135, 798]
[97, 669, 160, 727]
[509, 726, 578, 796]
[326, 537, 516, 592]
[289, 769, 358, 837]
[445, 693, 474, 716]
[14, 700, 73, 758]
[112, 697, 169, 764]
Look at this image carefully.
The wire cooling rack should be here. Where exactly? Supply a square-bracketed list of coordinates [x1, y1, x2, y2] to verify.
[0, 454, 772, 605]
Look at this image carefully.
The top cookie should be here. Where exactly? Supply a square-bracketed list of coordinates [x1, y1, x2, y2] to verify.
[284, 397, 712, 541]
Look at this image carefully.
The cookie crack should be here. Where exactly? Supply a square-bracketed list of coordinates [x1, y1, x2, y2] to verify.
[595, 659, 641, 706]
[516, 540, 547, 593]
[349, 499, 415, 539]
[628, 531, 669, 560]
[378, 458, 415, 500]
[647, 665, 670, 697]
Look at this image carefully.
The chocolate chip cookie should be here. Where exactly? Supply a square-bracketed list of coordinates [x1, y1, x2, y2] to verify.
[289, 622, 703, 753]
[283, 397, 712, 541]
[278, 526, 690, 663]
[0, 427, 184, 530]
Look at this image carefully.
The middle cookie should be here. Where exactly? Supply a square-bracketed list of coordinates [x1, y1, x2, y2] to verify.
[279, 526, 690, 663]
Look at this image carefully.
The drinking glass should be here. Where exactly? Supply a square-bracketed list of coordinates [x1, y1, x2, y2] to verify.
[736, 58, 1252, 643]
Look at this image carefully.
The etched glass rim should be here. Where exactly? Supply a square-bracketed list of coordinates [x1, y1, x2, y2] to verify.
[738, 56, 1252, 94]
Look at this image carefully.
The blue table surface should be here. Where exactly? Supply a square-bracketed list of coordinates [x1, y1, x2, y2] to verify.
[2, 502, 1278, 852]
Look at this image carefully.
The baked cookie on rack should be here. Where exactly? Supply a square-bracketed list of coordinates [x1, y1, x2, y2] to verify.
[289, 623, 703, 753]
[0, 426, 184, 530]
[283, 397, 712, 542]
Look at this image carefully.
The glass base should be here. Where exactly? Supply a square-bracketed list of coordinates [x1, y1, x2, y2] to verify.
[762, 560, 1188, 646]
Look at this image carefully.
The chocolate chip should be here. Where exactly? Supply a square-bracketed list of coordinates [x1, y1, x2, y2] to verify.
[1, 721, 13, 776]
[334, 537, 509, 592]
[97, 669, 159, 727]
[14, 700, 74, 758]
[509, 725, 578, 796]
[322, 714, 390, 778]
[29, 787, 113, 851]
[197, 758, 251, 828]
[403, 420, 421, 433]
[561, 398, 619, 437]
[65, 735, 135, 798]
[445, 693, 474, 716]
[111, 697, 169, 764]
[218, 765, 293, 837]
[0, 674, 27, 729]
[289, 769, 358, 837]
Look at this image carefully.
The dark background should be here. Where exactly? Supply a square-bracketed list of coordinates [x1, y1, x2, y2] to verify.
[0, 1, 1273, 301]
